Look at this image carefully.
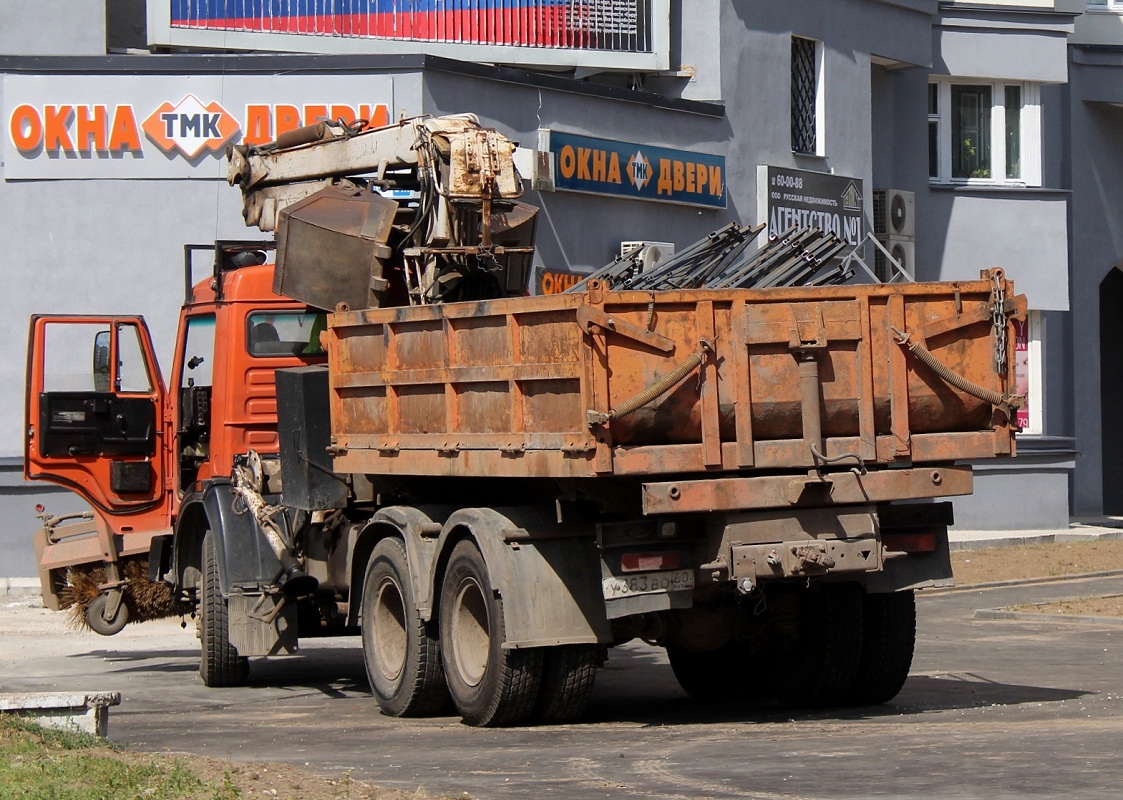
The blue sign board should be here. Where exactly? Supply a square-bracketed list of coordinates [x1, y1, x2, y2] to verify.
[550, 131, 726, 209]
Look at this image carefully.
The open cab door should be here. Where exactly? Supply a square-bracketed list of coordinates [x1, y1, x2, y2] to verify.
[25, 316, 171, 529]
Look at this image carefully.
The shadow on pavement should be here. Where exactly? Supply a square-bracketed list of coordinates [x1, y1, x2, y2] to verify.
[582, 673, 1091, 727]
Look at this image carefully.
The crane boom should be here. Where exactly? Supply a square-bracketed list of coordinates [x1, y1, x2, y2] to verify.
[226, 114, 537, 310]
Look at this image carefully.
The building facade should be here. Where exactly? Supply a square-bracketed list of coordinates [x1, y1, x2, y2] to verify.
[1069, 4, 1123, 516]
[3, 0, 1112, 577]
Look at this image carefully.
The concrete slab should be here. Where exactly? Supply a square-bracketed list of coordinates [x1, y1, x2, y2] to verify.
[0, 691, 121, 737]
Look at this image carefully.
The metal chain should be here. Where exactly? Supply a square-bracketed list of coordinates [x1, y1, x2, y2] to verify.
[991, 272, 1008, 375]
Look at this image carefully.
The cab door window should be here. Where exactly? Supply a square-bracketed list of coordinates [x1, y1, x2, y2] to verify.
[38, 321, 157, 458]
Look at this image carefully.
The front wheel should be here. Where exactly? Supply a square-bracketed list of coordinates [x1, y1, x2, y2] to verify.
[362, 538, 448, 717]
[199, 531, 249, 687]
[439, 540, 542, 727]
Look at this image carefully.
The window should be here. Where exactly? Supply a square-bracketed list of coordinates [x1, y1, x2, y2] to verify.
[42, 322, 152, 394]
[180, 315, 216, 389]
[1087, 1, 1123, 9]
[791, 37, 823, 156]
[247, 311, 327, 357]
[928, 80, 1041, 186]
[1015, 312, 1043, 435]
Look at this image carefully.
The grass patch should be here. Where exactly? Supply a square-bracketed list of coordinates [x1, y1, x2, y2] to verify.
[0, 715, 235, 800]
[0, 715, 448, 799]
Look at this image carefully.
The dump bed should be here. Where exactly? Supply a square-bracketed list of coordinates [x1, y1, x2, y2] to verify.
[326, 269, 1022, 482]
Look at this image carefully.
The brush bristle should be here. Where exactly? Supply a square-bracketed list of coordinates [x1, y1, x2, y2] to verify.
[63, 556, 191, 631]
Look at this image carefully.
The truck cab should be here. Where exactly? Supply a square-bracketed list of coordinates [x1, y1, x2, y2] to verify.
[26, 242, 325, 632]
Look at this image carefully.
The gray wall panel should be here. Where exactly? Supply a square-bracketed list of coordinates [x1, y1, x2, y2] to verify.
[918, 191, 1068, 310]
[0, 1, 104, 56]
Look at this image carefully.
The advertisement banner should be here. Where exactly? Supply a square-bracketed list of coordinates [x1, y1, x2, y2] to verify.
[757, 165, 865, 247]
[167, 0, 651, 52]
[1015, 317, 1030, 432]
[549, 130, 726, 209]
[3, 74, 394, 180]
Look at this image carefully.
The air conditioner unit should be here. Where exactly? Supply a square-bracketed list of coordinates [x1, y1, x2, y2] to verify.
[621, 241, 675, 271]
[873, 189, 915, 239]
[874, 237, 915, 283]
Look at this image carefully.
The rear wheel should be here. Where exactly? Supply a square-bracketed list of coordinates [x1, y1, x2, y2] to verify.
[667, 644, 742, 701]
[532, 645, 600, 723]
[846, 589, 916, 706]
[439, 540, 542, 727]
[199, 531, 249, 687]
[362, 538, 448, 716]
[769, 583, 863, 708]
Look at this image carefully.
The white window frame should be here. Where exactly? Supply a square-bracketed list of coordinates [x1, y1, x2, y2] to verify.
[1087, 1, 1123, 11]
[929, 79, 1042, 187]
[792, 36, 825, 157]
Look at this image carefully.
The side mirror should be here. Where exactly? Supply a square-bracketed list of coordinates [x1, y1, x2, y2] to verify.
[93, 330, 110, 392]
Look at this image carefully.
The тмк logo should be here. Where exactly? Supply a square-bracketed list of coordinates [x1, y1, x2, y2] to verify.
[627, 151, 652, 192]
[142, 94, 240, 159]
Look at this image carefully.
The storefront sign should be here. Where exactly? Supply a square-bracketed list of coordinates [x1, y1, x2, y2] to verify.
[549, 131, 725, 209]
[535, 267, 586, 295]
[757, 165, 865, 246]
[3, 74, 393, 180]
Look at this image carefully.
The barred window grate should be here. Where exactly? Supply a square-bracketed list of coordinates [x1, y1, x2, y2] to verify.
[791, 37, 818, 154]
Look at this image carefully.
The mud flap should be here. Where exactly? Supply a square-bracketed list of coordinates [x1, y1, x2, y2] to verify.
[433, 508, 612, 649]
[227, 594, 298, 656]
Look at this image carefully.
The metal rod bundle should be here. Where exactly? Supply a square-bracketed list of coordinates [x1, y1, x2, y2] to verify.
[566, 224, 854, 294]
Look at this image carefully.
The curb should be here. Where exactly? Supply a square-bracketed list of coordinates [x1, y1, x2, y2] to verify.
[975, 593, 1123, 626]
[928, 569, 1123, 594]
[975, 608, 1123, 625]
[1, 578, 40, 597]
[948, 529, 1123, 552]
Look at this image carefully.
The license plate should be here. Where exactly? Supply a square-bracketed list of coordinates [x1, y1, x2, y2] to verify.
[602, 569, 695, 600]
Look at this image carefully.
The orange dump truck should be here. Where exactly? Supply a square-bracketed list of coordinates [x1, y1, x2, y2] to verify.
[27, 115, 1024, 727]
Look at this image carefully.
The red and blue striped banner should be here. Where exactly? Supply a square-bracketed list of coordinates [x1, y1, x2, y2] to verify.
[169, 1, 648, 51]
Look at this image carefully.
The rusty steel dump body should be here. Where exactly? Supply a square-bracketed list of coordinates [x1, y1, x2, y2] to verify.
[326, 269, 1021, 508]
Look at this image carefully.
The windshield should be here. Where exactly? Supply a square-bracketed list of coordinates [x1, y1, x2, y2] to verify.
[247, 311, 327, 358]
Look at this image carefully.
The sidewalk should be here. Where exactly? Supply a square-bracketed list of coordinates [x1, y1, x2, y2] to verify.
[0, 577, 39, 597]
[948, 516, 1123, 551]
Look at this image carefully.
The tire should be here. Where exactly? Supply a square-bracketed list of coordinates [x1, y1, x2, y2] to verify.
[199, 531, 249, 687]
[667, 644, 743, 702]
[86, 593, 130, 636]
[532, 645, 600, 723]
[770, 583, 863, 708]
[439, 540, 542, 727]
[362, 538, 448, 717]
[847, 589, 916, 706]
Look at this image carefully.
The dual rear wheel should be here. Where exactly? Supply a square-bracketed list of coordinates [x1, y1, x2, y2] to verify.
[668, 584, 916, 709]
[363, 538, 599, 727]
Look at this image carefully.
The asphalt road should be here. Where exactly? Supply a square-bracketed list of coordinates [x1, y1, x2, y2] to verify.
[3, 576, 1122, 800]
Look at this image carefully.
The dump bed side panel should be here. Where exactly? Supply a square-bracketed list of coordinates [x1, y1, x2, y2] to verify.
[327, 271, 1020, 479]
